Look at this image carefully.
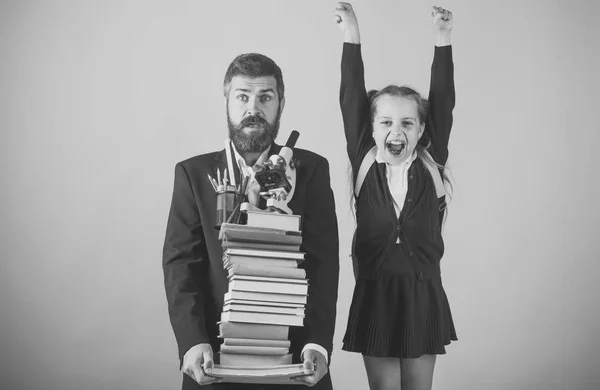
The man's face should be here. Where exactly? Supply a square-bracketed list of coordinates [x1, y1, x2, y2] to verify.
[226, 75, 284, 154]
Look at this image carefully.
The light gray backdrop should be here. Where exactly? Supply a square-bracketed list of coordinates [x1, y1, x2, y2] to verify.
[1, 0, 599, 389]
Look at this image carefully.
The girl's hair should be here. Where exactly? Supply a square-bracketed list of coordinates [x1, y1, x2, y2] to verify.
[349, 85, 454, 227]
[368, 85, 428, 125]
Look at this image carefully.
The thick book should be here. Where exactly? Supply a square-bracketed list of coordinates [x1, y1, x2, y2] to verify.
[221, 310, 305, 327]
[209, 369, 308, 385]
[222, 338, 291, 348]
[223, 248, 305, 261]
[219, 222, 302, 237]
[209, 363, 309, 384]
[218, 321, 289, 340]
[224, 256, 300, 269]
[224, 298, 305, 309]
[228, 278, 309, 296]
[244, 208, 302, 232]
[228, 274, 308, 285]
[220, 223, 302, 245]
[223, 240, 301, 253]
[220, 345, 289, 356]
[227, 263, 306, 280]
[224, 290, 307, 305]
[209, 363, 308, 380]
[216, 352, 293, 367]
[223, 303, 305, 316]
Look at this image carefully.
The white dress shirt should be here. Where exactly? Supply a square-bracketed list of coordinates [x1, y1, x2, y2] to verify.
[228, 140, 329, 363]
[231, 142, 270, 195]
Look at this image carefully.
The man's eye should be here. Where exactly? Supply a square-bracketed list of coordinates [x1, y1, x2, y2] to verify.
[260, 95, 272, 103]
[237, 94, 248, 102]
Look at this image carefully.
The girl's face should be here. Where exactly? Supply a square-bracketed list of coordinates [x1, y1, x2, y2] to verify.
[372, 95, 424, 165]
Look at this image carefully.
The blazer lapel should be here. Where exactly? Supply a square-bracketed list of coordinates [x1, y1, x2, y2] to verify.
[212, 150, 227, 186]
[213, 145, 244, 188]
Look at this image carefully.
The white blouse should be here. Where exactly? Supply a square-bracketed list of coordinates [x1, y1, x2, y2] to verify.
[375, 150, 418, 219]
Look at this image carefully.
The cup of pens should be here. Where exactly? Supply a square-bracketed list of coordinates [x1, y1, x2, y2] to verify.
[208, 168, 250, 229]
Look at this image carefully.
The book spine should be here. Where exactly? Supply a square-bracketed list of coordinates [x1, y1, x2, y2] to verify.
[222, 338, 291, 348]
[225, 249, 305, 260]
[221, 311, 305, 327]
[246, 212, 301, 232]
[225, 291, 308, 305]
[222, 240, 301, 252]
[229, 280, 308, 296]
[217, 352, 293, 367]
[219, 322, 289, 340]
[220, 345, 289, 355]
[224, 256, 300, 268]
[228, 264, 307, 279]
[223, 304, 305, 316]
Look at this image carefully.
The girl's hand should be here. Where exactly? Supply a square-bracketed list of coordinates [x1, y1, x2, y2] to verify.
[334, 2, 360, 44]
[430, 6, 453, 33]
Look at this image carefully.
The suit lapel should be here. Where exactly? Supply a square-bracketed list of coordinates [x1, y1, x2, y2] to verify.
[212, 150, 227, 185]
[213, 145, 244, 188]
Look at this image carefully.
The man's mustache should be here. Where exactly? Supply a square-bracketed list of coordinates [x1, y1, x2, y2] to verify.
[239, 115, 268, 129]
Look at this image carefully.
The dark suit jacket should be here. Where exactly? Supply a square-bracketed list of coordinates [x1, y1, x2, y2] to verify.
[163, 143, 339, 389]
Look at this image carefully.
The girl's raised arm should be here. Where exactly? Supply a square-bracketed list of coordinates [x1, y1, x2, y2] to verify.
[335, 2, 374, 175]
[426, 6, 455, 166]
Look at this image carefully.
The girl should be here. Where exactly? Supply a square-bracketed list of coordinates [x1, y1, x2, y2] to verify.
[333, 3, 457, 390]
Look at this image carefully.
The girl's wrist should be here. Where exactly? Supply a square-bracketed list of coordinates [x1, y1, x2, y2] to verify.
[436, 32, 451, 47]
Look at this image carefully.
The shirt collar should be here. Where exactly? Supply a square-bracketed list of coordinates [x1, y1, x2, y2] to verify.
[229, 139, 271, 173]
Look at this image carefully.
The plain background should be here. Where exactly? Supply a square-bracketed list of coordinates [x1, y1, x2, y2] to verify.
[1, 0, 599, 389]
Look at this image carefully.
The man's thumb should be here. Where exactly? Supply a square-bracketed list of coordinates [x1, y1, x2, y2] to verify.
[203, 350, 214, 373]
[303, 352, 315, 374]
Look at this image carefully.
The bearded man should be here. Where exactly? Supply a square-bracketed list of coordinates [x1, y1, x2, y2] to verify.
[162, 53, 340, 390]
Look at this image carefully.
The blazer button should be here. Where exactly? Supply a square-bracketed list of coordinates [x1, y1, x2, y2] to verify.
[417, 271, 424, 280]
[396, 225, 401, 231]
[409, 251, 414, 256]
[407, 197, 412, 202]
[409, 175, 414, 180]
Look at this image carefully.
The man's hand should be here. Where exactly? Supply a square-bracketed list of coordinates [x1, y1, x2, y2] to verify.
[181, 344, 221, 386]
[333, 2, 360, 44]
[291, 348, 328, 387]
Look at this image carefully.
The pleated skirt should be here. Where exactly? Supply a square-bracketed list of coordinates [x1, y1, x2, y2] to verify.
[342, 273, 457, 358]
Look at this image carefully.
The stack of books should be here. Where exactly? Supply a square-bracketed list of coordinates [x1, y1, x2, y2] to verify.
[211, 208, 312, 383]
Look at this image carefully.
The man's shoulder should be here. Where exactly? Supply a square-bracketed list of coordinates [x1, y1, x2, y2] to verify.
[176, 150, 222, 169]
[292, 147, 328, 167]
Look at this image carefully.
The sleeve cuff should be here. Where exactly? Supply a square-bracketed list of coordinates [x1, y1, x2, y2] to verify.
[435, 45, 453, 52]
[301, 343, 329, 364]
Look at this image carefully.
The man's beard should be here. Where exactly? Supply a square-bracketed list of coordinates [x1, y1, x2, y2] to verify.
[227, 107, 281, 154]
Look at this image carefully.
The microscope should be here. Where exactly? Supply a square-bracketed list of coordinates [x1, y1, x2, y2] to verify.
[252, 130, 299, 215]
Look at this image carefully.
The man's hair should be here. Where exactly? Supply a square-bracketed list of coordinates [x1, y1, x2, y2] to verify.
[223, 53, 285, 101]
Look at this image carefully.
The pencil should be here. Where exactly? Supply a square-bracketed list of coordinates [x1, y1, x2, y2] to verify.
[241, 174, 250, 195]
[207, 173, 218, 192]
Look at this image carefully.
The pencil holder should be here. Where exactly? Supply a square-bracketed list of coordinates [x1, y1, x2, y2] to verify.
[215, 188, 242, 229]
